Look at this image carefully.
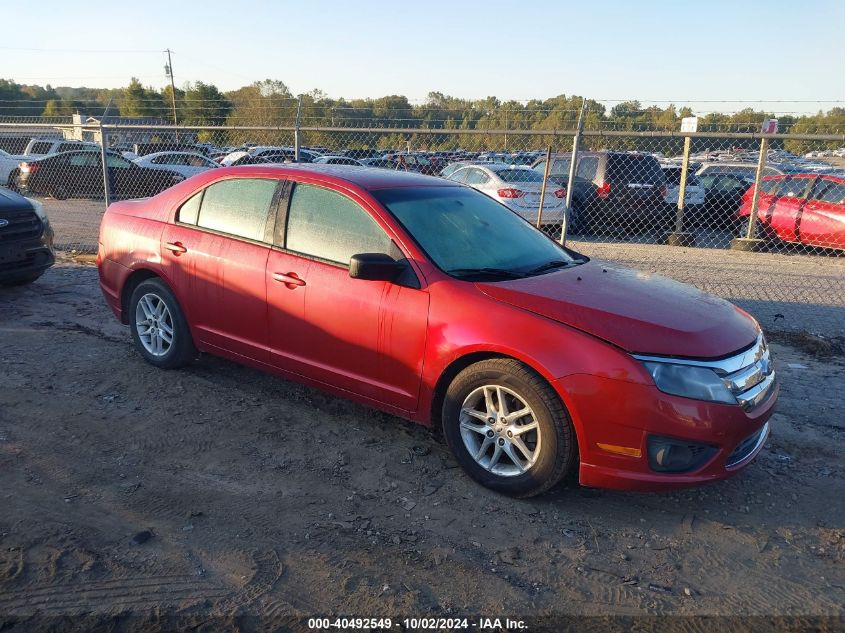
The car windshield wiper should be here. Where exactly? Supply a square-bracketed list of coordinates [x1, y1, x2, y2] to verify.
[526, 259, 584, 275]
[446, 267, 526, 280]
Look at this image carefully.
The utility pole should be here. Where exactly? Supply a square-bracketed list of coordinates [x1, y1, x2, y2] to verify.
[164, 48, 179, 142]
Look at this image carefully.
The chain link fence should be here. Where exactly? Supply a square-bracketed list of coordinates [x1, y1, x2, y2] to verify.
[2, 118, 844, 338]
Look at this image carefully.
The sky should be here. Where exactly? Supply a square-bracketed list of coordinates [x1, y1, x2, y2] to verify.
[3, 0, 844, 115]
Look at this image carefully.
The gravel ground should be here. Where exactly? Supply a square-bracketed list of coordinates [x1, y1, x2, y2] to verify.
[0, 260, 843, 630]
[37, 196, 845, 338]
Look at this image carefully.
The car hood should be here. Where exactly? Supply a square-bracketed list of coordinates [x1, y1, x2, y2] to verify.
[476, 261, 759, 358]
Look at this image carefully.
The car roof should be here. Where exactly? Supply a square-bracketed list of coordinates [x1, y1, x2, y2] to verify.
[142, 151, 209, 159]
[218, 163, 454, 190]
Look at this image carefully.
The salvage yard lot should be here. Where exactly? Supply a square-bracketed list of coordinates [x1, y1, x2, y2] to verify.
[0, 260, 843, 624]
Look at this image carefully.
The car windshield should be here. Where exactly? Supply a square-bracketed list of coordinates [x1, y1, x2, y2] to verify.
[373, 186, 581, 280]
[496, 168, 544, 183]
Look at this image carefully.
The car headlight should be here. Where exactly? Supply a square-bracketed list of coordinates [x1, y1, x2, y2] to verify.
[640, 361, 736, 404]
[25, 197, 49, 223]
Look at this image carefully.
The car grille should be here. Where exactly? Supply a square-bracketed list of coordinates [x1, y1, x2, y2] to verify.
[726, 422, 770, 468]
[0, 210, 42, 242]
[714, 335, 776, 412]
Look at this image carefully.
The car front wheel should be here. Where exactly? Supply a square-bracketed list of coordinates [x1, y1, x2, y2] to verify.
[129, 278, 196, 369]
[442, 359, 577, 497]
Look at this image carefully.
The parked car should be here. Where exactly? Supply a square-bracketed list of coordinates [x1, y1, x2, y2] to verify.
[736, 173, 845, 250]
[696, 172, 754, 229]
[439, 160, 495, 179]
[98, 165, 777, 497]
[385, 153, 438, 175]
[17, 150, 185, 200]
[0, 148, 24, 189]
[133, 152, 220, 178]
[221, 147, 319, 165]
[661, 165, 705, 210]
[531, 151, 668, 234]
[313, 156, 364, 166]
[0, 189, 54, 285]
[344, 149, 385, 160]
[21, 138, 99, 160]
[696, 162, 788, 180]
[359, 158, 398, 169]
[447, 163, 566, 226]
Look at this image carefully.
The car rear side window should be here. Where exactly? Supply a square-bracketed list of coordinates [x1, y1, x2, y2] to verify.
[777, 177, 811, 199]
[69, 153, 98, 167]
[196, 178, 277, 242]
[576, 156, 599, 180]
[286, 183, 393, 266]
[465, 169, 490, 185]
[760, 178, 782, 195]
[816, 181, 845, 204]
[177, 191, 203, 225]
[449, 168, 470, 183]
[31, 142, 53, 154]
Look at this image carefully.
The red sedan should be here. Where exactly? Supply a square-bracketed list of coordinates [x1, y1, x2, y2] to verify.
[736, 173, 845, 250]
[98, 165, 778, 497]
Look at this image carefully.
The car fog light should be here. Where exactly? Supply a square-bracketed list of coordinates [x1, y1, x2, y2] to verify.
[647, 436, 717, 473]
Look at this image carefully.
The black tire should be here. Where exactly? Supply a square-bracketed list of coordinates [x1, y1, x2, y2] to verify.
[568, 200, 588, 236]
[2, 273, 42, 286]
[442, 358, 577, 498]
[128, 278, 196, 369]
[49, 185, 69, 200]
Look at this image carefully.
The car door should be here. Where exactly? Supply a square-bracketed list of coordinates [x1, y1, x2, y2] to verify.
[61, 151, 101, 196]
[799, 178, 845, 249]
[160, 177, 281, 364]
[268, 181, 429, 412]
[767, 176, 814, 242]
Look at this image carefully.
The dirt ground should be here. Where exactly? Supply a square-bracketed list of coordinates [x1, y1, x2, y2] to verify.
[0, 260, 843, 630]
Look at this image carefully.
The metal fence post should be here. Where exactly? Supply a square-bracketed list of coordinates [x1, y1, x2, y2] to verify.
[666, 135, 696, 247]
[294, 94, 303, 162]
[561, 98, 586, 247]
[98, 104, 112, 209]
[536, 145, 553, 229]
[730, 136, 769, 251]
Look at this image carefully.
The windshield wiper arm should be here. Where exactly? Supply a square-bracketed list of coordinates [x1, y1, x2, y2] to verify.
[527, 259, 581, 275]
[447, 267, 525, 279]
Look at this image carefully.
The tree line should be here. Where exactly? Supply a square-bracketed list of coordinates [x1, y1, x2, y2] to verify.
[1, 78, 843, 154]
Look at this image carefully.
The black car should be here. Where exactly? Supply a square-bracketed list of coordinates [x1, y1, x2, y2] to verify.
[531, 151, 668, 234]
[695, 172, 754, 229]
[17, 150, 185, 200]
[0, 188, 54, 285]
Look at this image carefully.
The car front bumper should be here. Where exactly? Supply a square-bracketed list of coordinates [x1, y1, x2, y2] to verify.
[0, 222, 55, 283]
[554, 372, 778, 491]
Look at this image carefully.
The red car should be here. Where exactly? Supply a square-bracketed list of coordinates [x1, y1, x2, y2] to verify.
[98, 165, 778, 497]
[736, 173, 845, 250]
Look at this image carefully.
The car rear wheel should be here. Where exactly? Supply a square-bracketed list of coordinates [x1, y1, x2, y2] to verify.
[442, 359, 576, 497]
[129, 278, 196, 369]
[49, 185, 69, 200]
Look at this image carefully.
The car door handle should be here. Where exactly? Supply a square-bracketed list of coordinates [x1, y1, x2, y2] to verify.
[164, 242, 187, 255]
[272, 272, 306, 289]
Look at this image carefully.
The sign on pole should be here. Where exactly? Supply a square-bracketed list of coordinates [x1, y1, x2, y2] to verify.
[680, 117, 698, 134]
[761, 119, 779, 134]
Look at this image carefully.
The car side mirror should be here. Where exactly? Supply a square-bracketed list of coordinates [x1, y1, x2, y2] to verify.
[349, 253, 406, 283]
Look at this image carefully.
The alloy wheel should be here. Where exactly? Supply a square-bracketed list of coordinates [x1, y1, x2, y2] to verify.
[134, 292, 174, 357]
[459, 384, 542, 477]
